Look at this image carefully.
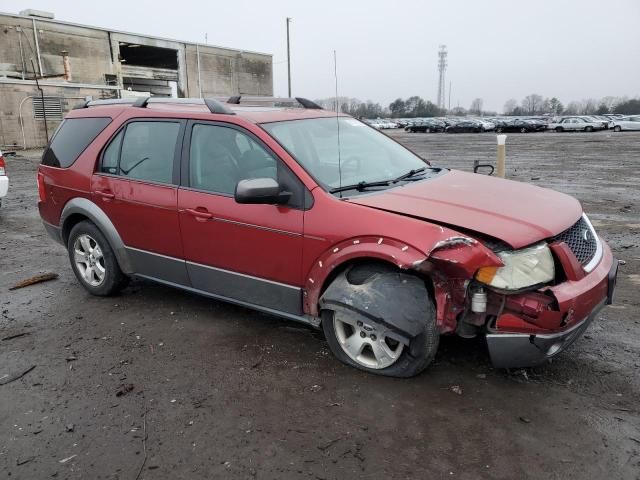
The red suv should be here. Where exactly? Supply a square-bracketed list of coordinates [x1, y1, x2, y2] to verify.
[38, 97, 618, 377]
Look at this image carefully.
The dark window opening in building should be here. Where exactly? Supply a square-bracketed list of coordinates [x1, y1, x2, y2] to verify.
[119, 43, 178, 69]
[105, 74, 118, 86]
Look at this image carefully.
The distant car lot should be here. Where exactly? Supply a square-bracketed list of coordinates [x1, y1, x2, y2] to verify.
[364, 113, 639, 134]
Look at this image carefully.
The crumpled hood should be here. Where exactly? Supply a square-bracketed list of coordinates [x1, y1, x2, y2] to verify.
[347, 170, 582, 249]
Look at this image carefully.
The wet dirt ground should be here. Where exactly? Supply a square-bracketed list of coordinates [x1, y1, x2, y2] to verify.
[1, 130, 639, 480]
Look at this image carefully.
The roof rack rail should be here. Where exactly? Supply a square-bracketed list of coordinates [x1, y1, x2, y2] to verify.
[73, 97, 234, 115]
[225, 96, 322, 109]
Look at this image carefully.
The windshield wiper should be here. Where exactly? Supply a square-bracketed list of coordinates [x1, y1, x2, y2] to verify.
[392, 167, 426, 183]
[330, 180, 392, 194]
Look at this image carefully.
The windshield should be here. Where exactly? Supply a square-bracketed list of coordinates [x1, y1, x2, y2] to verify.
[261, 117, 427, 190]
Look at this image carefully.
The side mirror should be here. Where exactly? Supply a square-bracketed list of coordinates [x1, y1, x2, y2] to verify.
[234, 178, 291, 205]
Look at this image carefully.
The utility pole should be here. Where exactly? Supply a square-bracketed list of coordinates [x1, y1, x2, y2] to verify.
[448, 81, 451, 112]
[286, 17, 292, 97]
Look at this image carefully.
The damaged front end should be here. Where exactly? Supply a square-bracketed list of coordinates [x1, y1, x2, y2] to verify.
[406, 228, 616, 369]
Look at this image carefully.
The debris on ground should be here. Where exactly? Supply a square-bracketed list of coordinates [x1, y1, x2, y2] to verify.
[115, 383, 135, 397]
[9, 273, 59, 290]
[0, 365, 36, 386]
[1, 331, 31, 341]
[16, 456, 35, 466]
[65, 424, 75, 432]
[58, 454, 77, 464]
[519, 417, 532, 424]
[450, 385, 463, 395]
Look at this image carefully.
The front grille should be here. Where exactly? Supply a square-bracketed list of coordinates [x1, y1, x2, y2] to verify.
[552, 216, 598, 265]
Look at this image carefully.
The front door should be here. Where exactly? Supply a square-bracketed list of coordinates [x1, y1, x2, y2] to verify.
[177, 121, 307, 316]
[91, 119, 189, 284]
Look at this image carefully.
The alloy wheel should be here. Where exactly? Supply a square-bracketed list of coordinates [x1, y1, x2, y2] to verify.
[333, 315, 404, 369]
[73, 234, 106, 286]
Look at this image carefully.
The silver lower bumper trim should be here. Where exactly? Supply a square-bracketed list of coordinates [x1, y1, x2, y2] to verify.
[486, 300, 606, 369]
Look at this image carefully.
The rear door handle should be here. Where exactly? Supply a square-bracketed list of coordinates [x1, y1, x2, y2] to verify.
[185, 208, 213, 221]
[95, 190, 115, 200]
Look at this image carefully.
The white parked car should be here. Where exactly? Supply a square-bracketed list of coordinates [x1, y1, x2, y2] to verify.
[548, 117, 603, 132]
[611, 115, 640, 132]
[0, 151, 8, 208]
[473, 119, 496, 131]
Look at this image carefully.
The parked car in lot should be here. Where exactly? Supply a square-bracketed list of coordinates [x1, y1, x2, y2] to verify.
[611, 115, 640, 132]
[471, 118, 496, 132]
[406, 119, 445, 133]
[445, 120, 482, 133]
[495, 119, 539, 133]
[549, 117, 603, 132]
[38, 96, 618, 377]
[0, 151, 8, 208]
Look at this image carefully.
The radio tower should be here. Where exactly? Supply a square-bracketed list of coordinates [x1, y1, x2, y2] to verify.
[437, 45, 448, 109]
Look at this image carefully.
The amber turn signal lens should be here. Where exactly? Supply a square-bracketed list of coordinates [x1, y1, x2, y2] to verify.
[475, 266, 498, 284]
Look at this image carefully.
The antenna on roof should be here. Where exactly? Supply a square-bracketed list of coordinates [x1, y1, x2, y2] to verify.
[334, 50, 343, 198]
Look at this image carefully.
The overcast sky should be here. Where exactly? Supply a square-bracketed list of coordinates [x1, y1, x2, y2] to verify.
[4, 0, 639, 111]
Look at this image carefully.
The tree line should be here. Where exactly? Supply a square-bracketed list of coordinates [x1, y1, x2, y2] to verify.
[503, 95, 640, 116]
[314, 95, 640, 118]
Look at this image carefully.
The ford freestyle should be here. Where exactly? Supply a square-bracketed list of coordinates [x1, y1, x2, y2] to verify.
[37, 96, 618, 377]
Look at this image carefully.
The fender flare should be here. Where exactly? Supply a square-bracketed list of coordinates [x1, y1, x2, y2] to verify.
[60, 197, 134, 274]
[303, 236, 429, 316]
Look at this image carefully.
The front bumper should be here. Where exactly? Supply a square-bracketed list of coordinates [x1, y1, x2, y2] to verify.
[486, 241, 618, 368]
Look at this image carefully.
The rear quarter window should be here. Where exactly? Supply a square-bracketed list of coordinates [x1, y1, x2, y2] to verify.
[41, 117, 112, 168]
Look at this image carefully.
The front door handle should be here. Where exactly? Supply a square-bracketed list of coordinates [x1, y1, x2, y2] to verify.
[95, 190, 115, 200]
[185, 208, 213, 221]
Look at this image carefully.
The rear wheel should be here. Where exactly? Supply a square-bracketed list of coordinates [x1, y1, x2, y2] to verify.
[555, 126, 564, 133]
[520, 127, 527, 133]
[585, 126, 594, 132]
[321, 264, 439, 377]
[67, 221, 128, 296]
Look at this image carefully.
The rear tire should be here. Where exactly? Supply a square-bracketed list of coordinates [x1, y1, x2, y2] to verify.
[520, 127, 527, 133]
[67, 221, 129, 296]
[585, 126, 594, 132]
[321, 264, 439, 378]
[555, 126, 564, 133]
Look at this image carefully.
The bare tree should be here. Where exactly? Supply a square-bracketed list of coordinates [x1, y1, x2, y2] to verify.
[503, 99, 518, 115]
[470, 98, 483, 115]
[521, 94, 544, 115]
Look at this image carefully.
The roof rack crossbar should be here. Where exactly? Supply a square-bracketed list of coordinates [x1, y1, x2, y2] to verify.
[225, 96, 322, 109]
[73, 97, 234, 115]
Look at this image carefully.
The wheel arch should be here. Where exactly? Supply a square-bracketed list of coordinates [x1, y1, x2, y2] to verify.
[60, 197, 134, 274]
[303, 236, 436, 317]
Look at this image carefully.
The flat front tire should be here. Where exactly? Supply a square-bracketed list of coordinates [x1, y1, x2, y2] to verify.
[67, 220, 128, 296]
[321, 264, 439, 377]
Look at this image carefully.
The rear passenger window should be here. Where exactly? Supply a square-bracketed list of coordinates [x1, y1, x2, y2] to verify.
[42, 117, 111, 168]
[101, 121, 180, 184]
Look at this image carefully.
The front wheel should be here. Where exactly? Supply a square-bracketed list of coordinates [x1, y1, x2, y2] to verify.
[320, 264, 439, 377]
[520, 127, 528, 133]
[613, 125, 622, 132]
[67, 221, 129, 296]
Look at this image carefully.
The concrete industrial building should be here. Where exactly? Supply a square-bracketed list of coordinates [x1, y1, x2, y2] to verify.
[0, 9, 273, 148]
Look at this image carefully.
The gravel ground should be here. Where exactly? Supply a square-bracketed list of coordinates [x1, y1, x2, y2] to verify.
[1, 130, 639, 480]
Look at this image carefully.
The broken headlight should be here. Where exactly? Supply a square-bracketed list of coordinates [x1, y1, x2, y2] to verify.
[475, 242, 554, 290]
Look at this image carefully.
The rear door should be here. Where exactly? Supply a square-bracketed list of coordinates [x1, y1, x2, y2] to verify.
[177, 120, 307, 316]
[91, 119, 189, 285]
